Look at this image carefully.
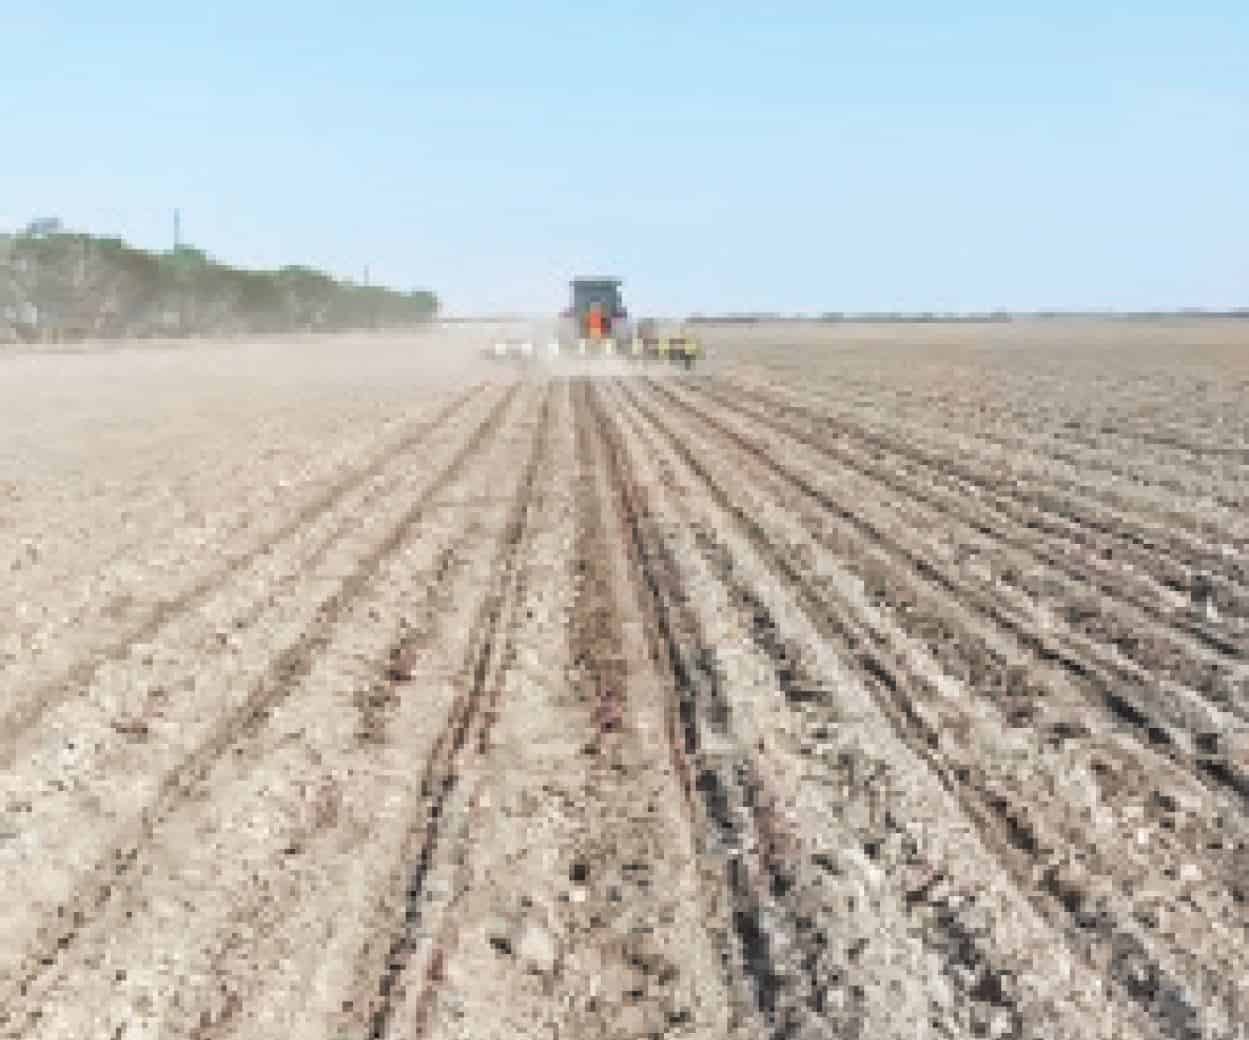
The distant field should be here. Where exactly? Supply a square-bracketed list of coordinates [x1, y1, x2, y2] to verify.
[1, 320, 1247, 1038]
[695, 314, 1249, 359]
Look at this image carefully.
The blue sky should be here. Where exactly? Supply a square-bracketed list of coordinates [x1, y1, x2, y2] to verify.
[3, 3, 1246, 314]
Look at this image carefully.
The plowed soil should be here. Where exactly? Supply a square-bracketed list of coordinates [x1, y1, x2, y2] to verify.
[2, 321, 1247, 1039]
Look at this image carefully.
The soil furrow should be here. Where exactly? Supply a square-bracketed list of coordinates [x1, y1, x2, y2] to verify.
[8, 323, 1248, 1039]
[0, 396, 423, 660]
[0, 382, 521, 1028]
[591, 380, 871, 1038]
[0, 383, 488, 768]
[633, 375, 1249, 1017]
[148, 514, 495, 1040]
[382, 378, 738, 1040]
[753, 371, 1248, 510]
[573, 379, 760, 1039]
[652, 380, 1249, 797]
[589, 384, 776, 1029]
[697, 377, 1249, 631]
[643, 378, 1249, 825]
[611, 382, 1056, 1038]
[365, 383, 553, 1039]
[696, 378, 1249, 656]
[621, 378, 1221, 1039]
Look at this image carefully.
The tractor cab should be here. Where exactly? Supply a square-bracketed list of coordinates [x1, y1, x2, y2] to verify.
[568, 277, 626, 341]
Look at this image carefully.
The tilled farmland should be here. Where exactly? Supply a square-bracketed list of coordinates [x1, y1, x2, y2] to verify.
[1, 325, 1247, 1039]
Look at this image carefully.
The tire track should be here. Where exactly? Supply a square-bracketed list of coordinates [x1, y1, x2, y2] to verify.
[0, 383, 489, 771]
[620, 378, 1217, 1040]
[386, 379, 743, 1039]
[369, 381, 579, 1040]
[588, 379, 854, 1039]
[571, 380, 629, 746]
[565, 378, 746, 1037]
[365, 383, 553, 1040]
[0, 382, 522, 1030]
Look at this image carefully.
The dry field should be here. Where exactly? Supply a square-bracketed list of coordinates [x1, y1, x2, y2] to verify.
[1, 321, 1247, 1039]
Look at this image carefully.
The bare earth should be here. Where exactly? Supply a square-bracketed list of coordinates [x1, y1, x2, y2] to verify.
[2, 320, 1248, 1039]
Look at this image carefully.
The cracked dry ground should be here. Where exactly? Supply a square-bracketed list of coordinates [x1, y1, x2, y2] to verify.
[2, 327, 1248, 1039]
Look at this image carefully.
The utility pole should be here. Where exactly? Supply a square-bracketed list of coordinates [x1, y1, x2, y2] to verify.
[173, 209, 185, 335]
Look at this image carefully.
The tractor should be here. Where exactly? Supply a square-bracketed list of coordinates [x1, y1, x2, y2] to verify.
[486, 277, 702, 366]
[559, 277, 701, 367]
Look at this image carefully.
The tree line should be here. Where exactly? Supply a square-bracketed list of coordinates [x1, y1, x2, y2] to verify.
[1, 227, 438, 342]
